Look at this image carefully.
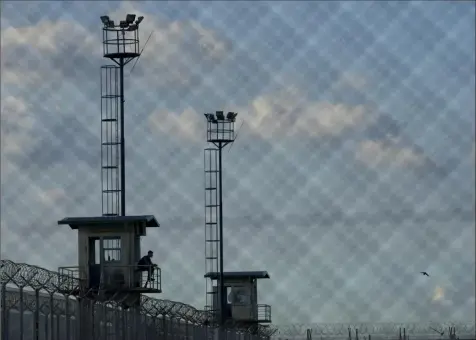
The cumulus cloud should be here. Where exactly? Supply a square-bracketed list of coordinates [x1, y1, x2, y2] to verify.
[335, 72, 369, 91]
[1, 1, 230, 93]
[147, 85, 374, 141]
[36, 188, 68, 206]
[148, 107, 204, 143]
[471, 142, 475, 163]
[0, 96, 36, 157]
[110, 2, 230, 89]
[243, 86, 372, 139]
[1, 1, 232, 168]
[432, 285, 445, 302]
[2, 20, 96, 53]
[355, 137, 426, 170]
[1, 20, 99, 89]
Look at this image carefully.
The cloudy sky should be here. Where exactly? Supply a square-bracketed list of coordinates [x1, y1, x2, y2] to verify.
[1, 1, 475, 325]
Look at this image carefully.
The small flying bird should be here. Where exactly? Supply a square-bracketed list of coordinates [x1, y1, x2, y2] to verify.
[429, 327, 444, 336]
[420, 271, 430, 276]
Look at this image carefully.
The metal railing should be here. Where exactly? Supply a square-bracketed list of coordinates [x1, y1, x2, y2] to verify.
[58, 264, 162, 293]
[203, 303, 272, 324]
[257, 304, 272, 323]
[58, 266, 85, 292]
[133, 264, 162, 291]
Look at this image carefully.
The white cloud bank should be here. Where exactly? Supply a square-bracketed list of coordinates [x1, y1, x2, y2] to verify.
[355, 137, 427, 170]
[148, 85, 375, 142]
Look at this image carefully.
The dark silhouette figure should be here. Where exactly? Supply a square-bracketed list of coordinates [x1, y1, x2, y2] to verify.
[137, 250, 157, 287]
[420, 271, 429, 276]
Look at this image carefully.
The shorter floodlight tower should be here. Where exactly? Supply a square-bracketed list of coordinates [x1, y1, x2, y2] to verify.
[100, 14, 144, 217]
[203, 111, 237, 326]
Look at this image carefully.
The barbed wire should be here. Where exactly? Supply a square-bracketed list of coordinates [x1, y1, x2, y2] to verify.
[0, 259, 277, 337]
[2, 259, 474, 338]
[275, 322, 476, 337]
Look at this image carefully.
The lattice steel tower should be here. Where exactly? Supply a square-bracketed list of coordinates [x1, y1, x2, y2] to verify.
[203, 111, 237, 325]
[100, 14, 144, 216]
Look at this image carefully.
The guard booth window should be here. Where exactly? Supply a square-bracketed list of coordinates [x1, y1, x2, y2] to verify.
[103, 237, 121, 262]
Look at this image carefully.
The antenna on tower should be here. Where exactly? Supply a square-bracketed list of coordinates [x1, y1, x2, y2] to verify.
[228, 119, 245, 153]
[129, 30, 154, 76]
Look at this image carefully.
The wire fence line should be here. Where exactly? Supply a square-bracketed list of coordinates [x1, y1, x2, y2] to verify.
[273, 323, 476, 339]
[3, 260, 474, 340]
[0, 260, 275, 339]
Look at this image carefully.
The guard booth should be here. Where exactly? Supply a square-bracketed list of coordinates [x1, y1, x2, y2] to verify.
[57, 215, 161, 306]
[205, 271, 272, 324]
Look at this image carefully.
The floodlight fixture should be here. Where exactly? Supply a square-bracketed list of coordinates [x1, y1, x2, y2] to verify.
[119, 20, 129, 29]
[204, 113, 215, 122]
[226, 112, 237, 121]
[135, 16, 144, 25]
[216, 111, 225, 120]
[107, 20, 115, 28]
[127, 24, 138, 31]
[100, 16, 110, 26]
[126, 14, 136, 24]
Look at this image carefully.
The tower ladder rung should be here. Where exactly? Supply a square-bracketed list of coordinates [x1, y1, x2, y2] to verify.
[101, 118, 118, 122]
[205, 205, 219, 208]
[205, 170, 219, 173]
[102, 166, 118, 169]
[205, 222, 217, 225]
[205, 257, 218, 260]
[102, 142, 120, 146]
[103, 189, 121, 193]
[205, 187, 217, 190]
[206, 240, 219, 243]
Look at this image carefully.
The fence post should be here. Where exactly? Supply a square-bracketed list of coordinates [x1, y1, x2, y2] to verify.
[33, 290, 40, 340]
[0, 284, 7, 340]
[162, 314, 167, 340]
[78, 298, 88, 340]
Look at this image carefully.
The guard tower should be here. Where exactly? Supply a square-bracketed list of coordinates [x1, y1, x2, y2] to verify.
[204, 271, 272, 325]
[57, 215, 161, 308]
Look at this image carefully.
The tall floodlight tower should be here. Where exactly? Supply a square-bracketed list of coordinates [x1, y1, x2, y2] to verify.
[100, 14, 144, 216]
[203, 111, 238, 326]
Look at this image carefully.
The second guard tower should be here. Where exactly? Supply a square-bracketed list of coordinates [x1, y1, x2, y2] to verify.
[203, 111, 272, 328]
[204, 271, 272, 326]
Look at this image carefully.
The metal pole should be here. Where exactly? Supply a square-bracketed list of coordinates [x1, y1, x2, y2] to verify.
[218, 142, 225, 326]
[119, 58, 126, 216]
[0, 284, 6, 340]
[34, 290, 39, 340]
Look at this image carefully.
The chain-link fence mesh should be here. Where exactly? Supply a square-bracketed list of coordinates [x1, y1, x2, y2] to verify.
[1, 1, 475, 340]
